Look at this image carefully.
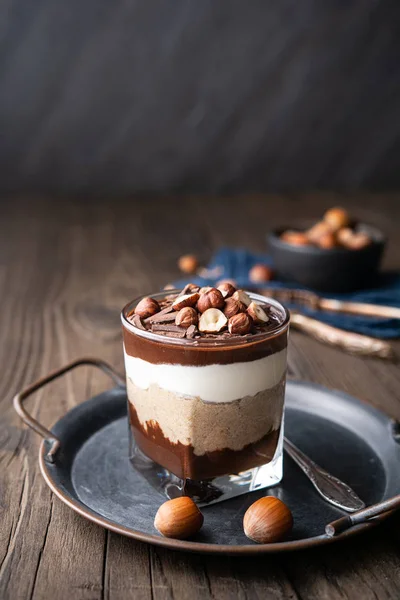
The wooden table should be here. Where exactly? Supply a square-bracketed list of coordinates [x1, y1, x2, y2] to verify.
[1, 194, 400, 600]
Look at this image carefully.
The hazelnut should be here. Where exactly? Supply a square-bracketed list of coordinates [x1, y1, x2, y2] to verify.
[280, 231, 310, 246]
[316, 231, 337, 249]
[178, 254, 199, 274]
[154, 497, 204, 539]
[216, 278, 237, 288]
[172, 292, 200, 311]
[323, 207, 350, 231]
[232, 290, 252, 308]
[243, 497, 293, 544]
[197, 288, 225, 313]
[198, 308, 228, 333]
[217, 282, 237, 298]
[337, 227, 354, 246]
[307, 221, 333, 243]
[228, 312, 252, 335]
[249, 264, 274, 283]
[176, 307, 198, 328]
[181, 283, 200, 295]
[199, 286, 212, 295]
[344, 231, 371, 250]
[135, 297, 160, 319]
[223, 297, 246, 319]
[247, 302, 269, 324]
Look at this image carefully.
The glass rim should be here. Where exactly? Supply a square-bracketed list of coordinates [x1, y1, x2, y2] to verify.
[121, 289, 290, 348]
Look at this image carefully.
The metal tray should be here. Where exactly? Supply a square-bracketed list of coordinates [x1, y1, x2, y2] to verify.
[14, 358, 400, 555]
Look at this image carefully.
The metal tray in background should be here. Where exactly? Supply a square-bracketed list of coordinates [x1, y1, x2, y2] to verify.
[14, 358, 400, 554]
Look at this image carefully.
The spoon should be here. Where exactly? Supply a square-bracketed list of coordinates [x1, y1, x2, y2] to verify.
[284, 437, 365, 513]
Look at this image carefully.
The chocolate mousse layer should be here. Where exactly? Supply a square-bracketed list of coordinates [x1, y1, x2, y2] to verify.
[129, 402, 281, 480]
[123, 324, 287, 366]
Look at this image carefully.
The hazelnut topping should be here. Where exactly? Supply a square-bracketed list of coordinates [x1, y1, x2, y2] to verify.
[197, 288, 225, 313]
[247, 302, 269, 325]
[232, 290, 252, 307]
[223, 297, 246, 319]
[176, 307, 198, 328]
[228, 312, 252, 335]
[135, 297, 160, 319]
[172, 292, 200, 311]
[198, 308, 228, 333]
[217, 282, 237, 298]
[130, 285, 282, 340]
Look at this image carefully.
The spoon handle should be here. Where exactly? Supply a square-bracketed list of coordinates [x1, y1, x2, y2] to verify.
[289, 312, 394, 359]
[283, 437, 366, 513]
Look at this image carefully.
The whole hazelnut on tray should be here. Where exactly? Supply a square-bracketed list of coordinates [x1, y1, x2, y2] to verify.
[323, 207, 350, 231]
[243, 497, 293, 544]
[176, 307, 198, 328]
[154, 497, 204, 539]
[249, 264, 274, 283]
[178, 254, 199, 274]
[228, 312, 252, 335]
[197, 288, 225, 313]
[135, 297, 160, 319]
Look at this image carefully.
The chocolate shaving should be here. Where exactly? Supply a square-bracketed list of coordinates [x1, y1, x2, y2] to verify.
[151, 323, 186, 338]
[156, 330, 186, 338]
[150, 312, 177, 324]
[144, 305, 174, 322]
[186, 325, 198, 339]
[151, 323, 186, 335]
[145, 311, 176, 325]
[131, 314, 146, 330]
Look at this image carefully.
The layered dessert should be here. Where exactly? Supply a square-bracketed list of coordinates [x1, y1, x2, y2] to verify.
[121, 284, 289, 488]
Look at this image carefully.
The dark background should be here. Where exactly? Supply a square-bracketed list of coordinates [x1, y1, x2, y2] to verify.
[1, 0, 400, 195]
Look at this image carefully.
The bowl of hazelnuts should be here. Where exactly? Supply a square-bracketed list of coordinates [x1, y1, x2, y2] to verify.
[268, 207, 386, 293]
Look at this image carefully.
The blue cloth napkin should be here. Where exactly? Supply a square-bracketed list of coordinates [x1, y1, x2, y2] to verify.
[174, 247, 400, 339]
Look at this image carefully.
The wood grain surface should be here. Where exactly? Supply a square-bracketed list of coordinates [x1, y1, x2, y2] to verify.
[1, 0, 400, 194]
[1, 194, 400, 600]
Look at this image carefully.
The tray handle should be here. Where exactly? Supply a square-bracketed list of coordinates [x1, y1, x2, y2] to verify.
[326, 493, 400, 536]
[13, 357, 125, 463]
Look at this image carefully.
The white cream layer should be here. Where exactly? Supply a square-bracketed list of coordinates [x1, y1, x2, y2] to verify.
[123, 347, 287, 404]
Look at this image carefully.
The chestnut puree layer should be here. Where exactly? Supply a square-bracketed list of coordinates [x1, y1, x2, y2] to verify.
[129, 402, 281, 480]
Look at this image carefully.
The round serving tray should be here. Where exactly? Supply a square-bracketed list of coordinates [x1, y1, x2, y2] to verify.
[14, 358, 400, 555]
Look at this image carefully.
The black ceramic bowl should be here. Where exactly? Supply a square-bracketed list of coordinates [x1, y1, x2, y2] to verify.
[268, 223, 386, 293]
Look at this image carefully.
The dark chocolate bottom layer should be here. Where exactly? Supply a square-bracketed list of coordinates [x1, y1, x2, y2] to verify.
[128, 402, 280, 480]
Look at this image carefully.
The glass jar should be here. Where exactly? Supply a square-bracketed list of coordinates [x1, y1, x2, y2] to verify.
[121, 291, 289, 505]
